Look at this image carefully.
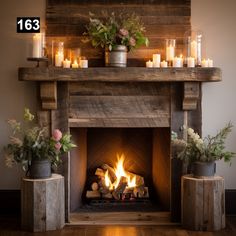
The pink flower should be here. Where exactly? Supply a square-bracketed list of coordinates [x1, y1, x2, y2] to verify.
[52, 129, 62, 142]
[119, 28, 129, 37]
[55, 142, 62, 150]
[129, 37, 136, 47]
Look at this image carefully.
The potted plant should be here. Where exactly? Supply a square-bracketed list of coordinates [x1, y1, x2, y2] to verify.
[4, 108, 76, 179]
[85, 12, 149, 67]
[172, 123, 235, 177]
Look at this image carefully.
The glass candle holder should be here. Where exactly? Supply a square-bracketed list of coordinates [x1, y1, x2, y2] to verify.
[165, 39, 176, 66]
[184, 30, 204, 67]
[53, 41, 64, 67]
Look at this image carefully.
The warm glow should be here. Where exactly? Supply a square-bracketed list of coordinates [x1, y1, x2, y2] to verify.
[107, 154, 137, 190]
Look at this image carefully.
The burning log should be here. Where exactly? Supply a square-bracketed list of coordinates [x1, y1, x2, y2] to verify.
[126, 171, 145, 186]
[102, 192, 113, 199]
[86, 190, 101, 198]
[91, 182, 99, 191]
[98, 178, 110, 194]
[95, 168, 105, 178]
[112, 176, 128, 200]
[133, 186, 149, 198]
[101, 163, 117, 183]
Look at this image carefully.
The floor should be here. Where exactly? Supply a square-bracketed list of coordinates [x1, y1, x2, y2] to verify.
[0, 216, 235, 236]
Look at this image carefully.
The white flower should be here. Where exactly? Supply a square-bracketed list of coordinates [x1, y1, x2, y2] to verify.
[187, 128, 194, 136]
[4, 153, 15, 168]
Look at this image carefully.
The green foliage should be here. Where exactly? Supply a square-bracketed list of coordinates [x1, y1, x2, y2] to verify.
[85, 12, 149, 51]
[4, 108, 76, 171]
[173, 123, 235, 164]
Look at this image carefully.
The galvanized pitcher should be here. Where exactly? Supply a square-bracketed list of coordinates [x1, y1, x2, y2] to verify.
[105, 45, 127, 67]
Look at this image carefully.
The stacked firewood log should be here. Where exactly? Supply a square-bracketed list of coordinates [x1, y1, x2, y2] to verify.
[86, 164, 149, 200]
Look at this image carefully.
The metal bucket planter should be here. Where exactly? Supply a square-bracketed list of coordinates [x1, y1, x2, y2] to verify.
[29, 159, 52, 179]
[105, 45, 127, 67]
[192, 161, 216, 177]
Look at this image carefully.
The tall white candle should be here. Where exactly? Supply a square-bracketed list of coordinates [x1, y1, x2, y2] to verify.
[63, 59, 71, 68]
[160, 60, 168, 68]
[55, 52, 64, 67]
[187, 57, 195, 68]
[191, 40, 197, 59]
[166, 46, 175, 61]
[32, 33, 42, 58]
[146, 60, 153, 68]
[152, 54, 161, 67]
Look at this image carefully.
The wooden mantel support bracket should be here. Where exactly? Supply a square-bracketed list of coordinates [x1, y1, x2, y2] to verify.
[182, 82, 200, 110]
[40, 81, 57, 110]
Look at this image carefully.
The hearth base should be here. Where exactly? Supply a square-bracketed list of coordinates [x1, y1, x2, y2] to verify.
[68, 211, 177, 225]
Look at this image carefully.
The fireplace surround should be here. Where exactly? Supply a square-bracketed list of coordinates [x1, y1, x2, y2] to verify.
[19, 67, 221, 224]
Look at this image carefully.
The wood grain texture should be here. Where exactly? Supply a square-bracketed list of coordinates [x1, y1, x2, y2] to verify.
[40, 81, 57, 110]
[19, 67, 222, 82]
[181, 175, 225, 231]
[21, 174, 65, 232]
[46, 0, 190, 66]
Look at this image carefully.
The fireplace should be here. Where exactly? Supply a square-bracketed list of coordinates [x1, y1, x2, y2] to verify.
[70, 127, 170, 215]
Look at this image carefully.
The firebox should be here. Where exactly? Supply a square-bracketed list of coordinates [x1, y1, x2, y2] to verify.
[69, 127, 170, 223]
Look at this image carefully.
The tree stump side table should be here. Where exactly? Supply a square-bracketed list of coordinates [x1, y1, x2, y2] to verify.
[181, 175, 225, 231]
[21, 174, 65, 232]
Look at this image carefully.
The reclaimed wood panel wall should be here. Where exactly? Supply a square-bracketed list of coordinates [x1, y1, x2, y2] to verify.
[46, 0, 191, 66]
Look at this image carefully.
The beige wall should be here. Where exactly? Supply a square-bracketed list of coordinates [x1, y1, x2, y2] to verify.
[0, 0, 45, 189]
[0, 0, 236, 189]
[192, 0, 236, 188]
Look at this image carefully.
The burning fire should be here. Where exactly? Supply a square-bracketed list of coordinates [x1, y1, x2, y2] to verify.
[104, 154, 136, 190]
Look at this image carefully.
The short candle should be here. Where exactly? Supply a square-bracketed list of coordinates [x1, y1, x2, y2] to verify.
[160, 60, 168, 68]
[80, 59, 88, 68]
[152, 54, 161, 68]
[187, 57, 195, 68]
[63, 59, 71, 68]
[72, 60, 79, 68]
[146, 60, 153, 68]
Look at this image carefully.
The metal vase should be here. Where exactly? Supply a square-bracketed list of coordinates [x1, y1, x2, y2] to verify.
[192, 161, 216, 177]
[105, 45, 127, 67]
[29, 159, 52, 179]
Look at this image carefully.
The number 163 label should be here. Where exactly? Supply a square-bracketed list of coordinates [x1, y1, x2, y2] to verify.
[17, 17, 40, 33]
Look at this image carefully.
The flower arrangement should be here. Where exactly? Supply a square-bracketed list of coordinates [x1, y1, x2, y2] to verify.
[172, 123, 235, 165]
[4, 108, 76, 171]
[85, 12, 149, 51]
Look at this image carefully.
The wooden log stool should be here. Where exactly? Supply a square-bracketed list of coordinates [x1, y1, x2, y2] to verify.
[181, 175, 225, 231]
[21, 174, 65, 232]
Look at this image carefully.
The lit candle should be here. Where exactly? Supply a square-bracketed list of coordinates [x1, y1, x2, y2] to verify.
[208, 59, 213, 67]
[166, 46, 175, 61]
[80, 58, 88, 68]
[32, 33, 42, 58]
[72, 60, 79, 68]
[55, 52, 64, 67]
[63, 59, 71, 68]
[173, 56, 183, 68]
[201, 59, 209, 67]
[191, 40, 197, 59]
[146, 60, 153, 68]
[160, 60, 168, 68]
[187, 57, 195, 68]
[152, 54, 161, 68]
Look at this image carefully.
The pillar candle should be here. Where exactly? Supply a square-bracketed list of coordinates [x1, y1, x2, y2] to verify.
[63, 59, 71, 68]
[166, 46, 175, 61]
[160, 60, 168, 68]
[187, 57, 195, 68]
[80, 59, 88, 68]
[146, 60, 153, 68]
[72, 60, 79, 68]
[208, 59, 213, 67]
[32, 33, 42, 58]
[55, 52, 64, 67]
[152, 54, 161, 67]
[173, 57, 183, 68]
[191, 40, 197, 59]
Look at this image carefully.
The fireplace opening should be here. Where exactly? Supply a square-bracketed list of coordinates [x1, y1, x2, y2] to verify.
[70, 128, 170, 214]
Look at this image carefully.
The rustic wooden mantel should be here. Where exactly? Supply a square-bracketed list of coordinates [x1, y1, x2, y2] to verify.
[18, 67, 221, 111]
